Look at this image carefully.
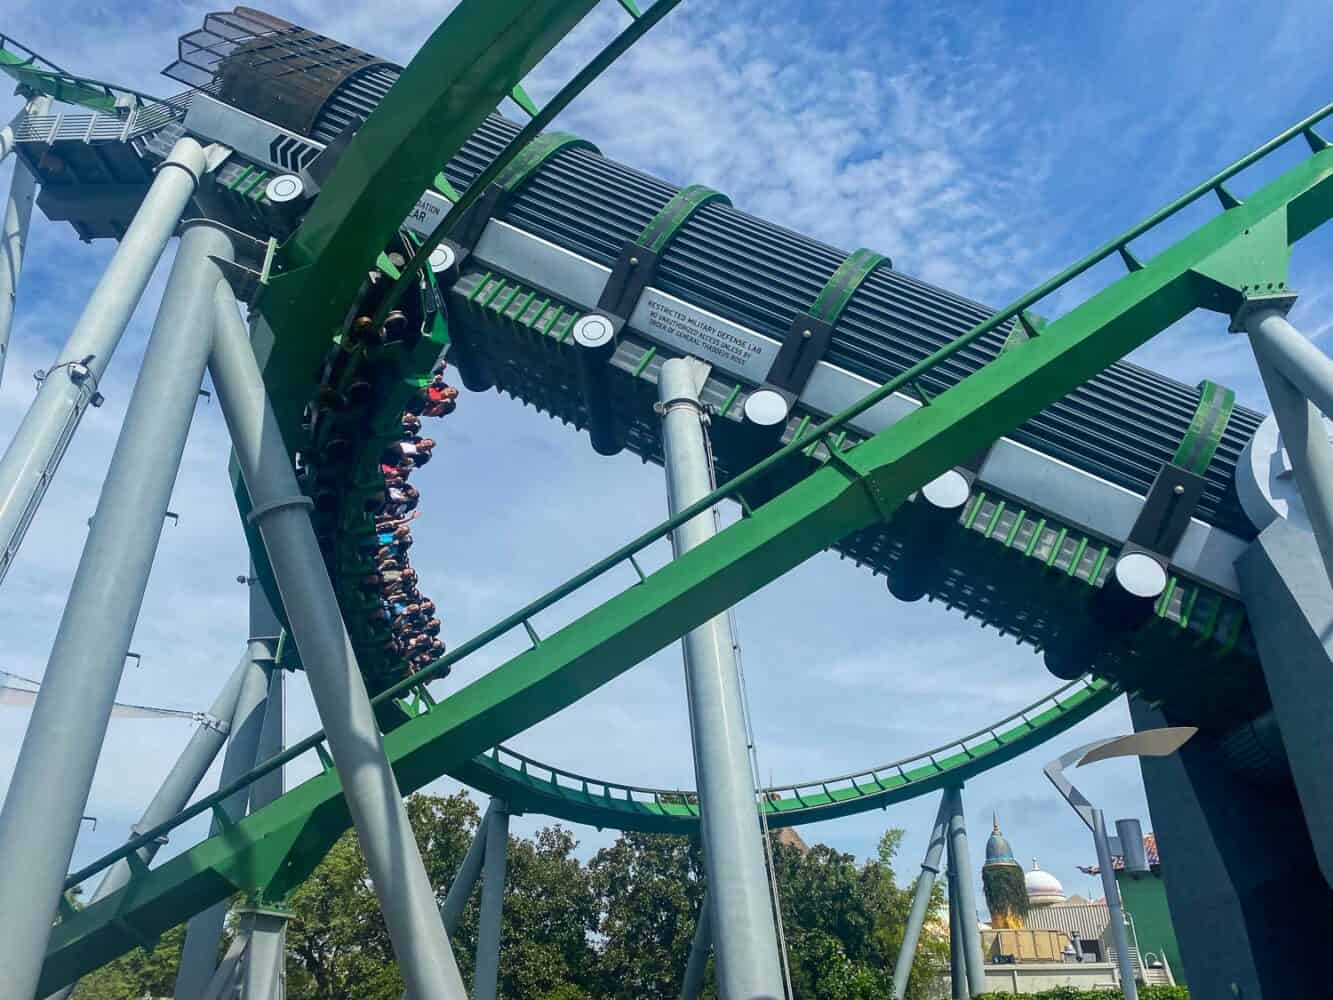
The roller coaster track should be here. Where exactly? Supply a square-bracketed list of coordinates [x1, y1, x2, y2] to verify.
[23, 0, 1333, 989]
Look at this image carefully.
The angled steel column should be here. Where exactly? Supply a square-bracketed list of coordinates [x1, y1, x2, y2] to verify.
[88, 657, 246, 898]
[0, 137, 208, 586]
[238, 585, 289, 1000]
[44, 655, 248, 1000]
[1248, 307, 1333, 422]
[1246, 308, 1333, 581]
[0, 96, 51, 388]
[443, 804, 492, 934]
[658, 356, 785, 1000]
[944, 786, 986, 997]
[0, 218, 232, 998]
[200, 936, 247, 1000]
[681, 892, 712, 1000]
[399, 805, 492, 1000]
[173, 644, 273, 999]
[947, 838, 967, 1000]
[208, 281, 466, 999]
[893, 791, 951, 1000]
[473, 798, 509, 1000]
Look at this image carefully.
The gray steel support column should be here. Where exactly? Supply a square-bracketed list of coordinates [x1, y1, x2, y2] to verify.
[1093, 807, 1139, 1000]
[681, 893, 712, 1000]
[0, 137, 207, 586]
[947, 843, 966, 1000]
[399, 806, 492, 1000]
[1248, 307, 1333, 424]
[238, 907, 289, 1000]
[443, 805, 492, 935]
[238, 583, 289, 1000]
[658, 356, 785, 1000]
[200, 936, 247, 1000]
[1247, 308, 1333, 581]
[0, 218, 231, 998]
[473, 798, 509, 1000]
[43, 656, 248, 1000]
[96, 656, 247, 897]
[208, 282, 465, 999]
[1237, 518, 1333, 884]
[944, 786, 986, 998]
[173, 645, 273, 999]
[893, 792, 951, 1000]
[0, 96, 50, 388]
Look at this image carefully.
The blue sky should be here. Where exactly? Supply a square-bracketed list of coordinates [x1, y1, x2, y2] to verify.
[2, 0, 1332, 924]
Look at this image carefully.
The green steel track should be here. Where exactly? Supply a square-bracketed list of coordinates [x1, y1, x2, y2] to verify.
[452, 678, 1116, 833]
[31, 0, 1333, 987]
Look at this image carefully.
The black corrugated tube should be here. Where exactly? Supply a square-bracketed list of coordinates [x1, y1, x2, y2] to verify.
[315, 67, 1262, 539]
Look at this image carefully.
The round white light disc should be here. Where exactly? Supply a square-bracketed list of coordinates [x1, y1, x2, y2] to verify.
[920, 469, 971, 510]
[264, 174, 305, 203]
[428, 244, 456, 273]
[1114, 551, 1168, 599]
[572, 314, 615, 349]
[743, 388, 789, 427]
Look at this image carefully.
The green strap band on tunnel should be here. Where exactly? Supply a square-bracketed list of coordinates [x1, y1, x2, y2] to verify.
[807, 247, 889, 326]
[636, 184, 730, 255]
[1173, 379, 1236, 474]
[492, 131, 600, 194]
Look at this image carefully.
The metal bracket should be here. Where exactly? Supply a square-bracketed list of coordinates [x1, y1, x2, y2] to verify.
[211, 256, 266, 307]
[1190, 210, 1293, 320]
[597, 184, 729, 320]
[748, 248, 889, 427]
[1228, 290, 1298, 333]
[1126, 463, 1207, 554]
[597, 244, 661, 319]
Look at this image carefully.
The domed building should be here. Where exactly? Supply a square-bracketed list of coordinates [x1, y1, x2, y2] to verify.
[982, 817, 1028, 929]
[1025, 859, 1067, 907]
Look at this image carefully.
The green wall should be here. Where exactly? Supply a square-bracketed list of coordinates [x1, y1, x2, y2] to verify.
[1118, 871, 1184, 985]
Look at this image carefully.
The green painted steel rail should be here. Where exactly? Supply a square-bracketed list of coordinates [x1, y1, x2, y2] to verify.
[254, 0, 605, 443]
[0, 34, 168, 113]
[452, 677, 1116, 833]
[38, 97, 1333, 989]
[365, 0, 686, 331]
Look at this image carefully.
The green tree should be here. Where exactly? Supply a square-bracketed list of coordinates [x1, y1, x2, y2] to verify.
[70, 923, 189, 1000]
[68, 796, 944, 1000]
[770, 829, 943, 1000]
[491, 822, 598, 997]
[588, 831, 708, 999]
[284, 792, 485, 998]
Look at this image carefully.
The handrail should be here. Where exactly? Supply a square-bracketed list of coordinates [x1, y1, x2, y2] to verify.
[63, 103, 1333, 892]
[0, 34, 170, 111]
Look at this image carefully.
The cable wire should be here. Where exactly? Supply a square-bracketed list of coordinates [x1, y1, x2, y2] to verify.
[0, 670, 203, 721]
